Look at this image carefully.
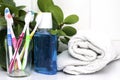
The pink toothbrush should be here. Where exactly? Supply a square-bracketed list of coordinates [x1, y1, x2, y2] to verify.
[8, 11, 34, 73]
[4, 8, 22, 70]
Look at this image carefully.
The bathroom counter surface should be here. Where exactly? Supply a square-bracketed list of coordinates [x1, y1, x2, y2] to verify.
[0, 59, 120, 80]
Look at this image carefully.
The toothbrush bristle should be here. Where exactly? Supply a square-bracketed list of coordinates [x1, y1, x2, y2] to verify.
[5, 8, 9, 14]
[30, 11, 34, 22]
[7, 14, 12, 19]
[5, 8, 12, 19]
[25, 11, 34, 23]
[4, 8, 14, 27]
[31, 11, 34, 15]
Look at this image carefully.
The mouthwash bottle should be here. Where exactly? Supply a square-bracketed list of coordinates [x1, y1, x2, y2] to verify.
[34, 13, 57, 75]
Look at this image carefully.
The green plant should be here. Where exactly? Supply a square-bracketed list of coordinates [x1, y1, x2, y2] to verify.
[37, 0, 79, 44]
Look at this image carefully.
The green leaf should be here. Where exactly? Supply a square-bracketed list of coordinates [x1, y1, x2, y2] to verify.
[0, 29, 7, 69]
[1, 0, 15, 6]
[0, 17, 6, 27]
[49, 29, 58, 35]
[64, 36, 70, 41]
[62, 26, 77, 36]
[0, 3, 19, 17]
[60, 36, 70, 44]
[64, 15, 79, 24]
[49, 29, 66, 36]
[17, 10, 26, 21]
[0, 0, 2, 3]
[60, 38, 67, 44]
[52, 18, 59, 29]
[14, 24, 23, 37]
[30, 21, 36, 29]
[46, 5, 64, 26]
[37, 0, 54, 12]
[17, 6, 26, 10]
[57, 30, 66, 36]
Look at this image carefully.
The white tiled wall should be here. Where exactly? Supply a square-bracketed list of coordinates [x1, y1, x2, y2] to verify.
[14, 0, 120, 40]
[53, 0, 91, 30]
[90, 0, 120, 54]
[14, 0, 120, 52]
[91, 0, 120, 40]
[14, 0, 91, 30]
[14, 0, 32, 11]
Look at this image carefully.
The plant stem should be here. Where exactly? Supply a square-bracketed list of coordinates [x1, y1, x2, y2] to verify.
[59, 23, 64, 29]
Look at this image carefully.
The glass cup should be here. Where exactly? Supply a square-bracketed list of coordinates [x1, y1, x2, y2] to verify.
[6, 37, 33, 77]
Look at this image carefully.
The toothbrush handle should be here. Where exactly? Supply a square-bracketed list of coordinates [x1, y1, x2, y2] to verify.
[9, 33, 25, 73]
[8, 58, 14, 73]
[17, 33, 25, 48]
[12, 37, 22, 70]
[12, 38, 17, 49]
[7, 34, 13, 60]
[20, 32, 33, 58]
[22, 35, 30, 69]
[8, 47, 19, 73]
[13, 33, 24, 69]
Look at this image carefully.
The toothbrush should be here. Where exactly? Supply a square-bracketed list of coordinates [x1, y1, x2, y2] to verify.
[5, 16, 13, 61]
[20, 12, 43, 60]
[22, 11, 34, 69]
[21, 12, 42, 69]
[30, 12, 43, 37]
[22, 26, 30, 70]
[4, 8, 21, 69]
[7, 29, 13, 61]
[8, 11, 34, 73]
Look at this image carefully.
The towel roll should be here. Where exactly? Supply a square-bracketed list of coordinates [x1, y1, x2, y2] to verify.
[57, 30, 119, 74]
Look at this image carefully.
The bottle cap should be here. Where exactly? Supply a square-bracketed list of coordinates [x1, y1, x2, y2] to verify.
[38, 12, 52, 29]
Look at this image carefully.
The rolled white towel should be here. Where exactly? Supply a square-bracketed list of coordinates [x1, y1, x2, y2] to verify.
[57, 30, 119, 74]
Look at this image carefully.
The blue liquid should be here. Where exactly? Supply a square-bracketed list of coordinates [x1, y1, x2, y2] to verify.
[34, 30, 57, 75]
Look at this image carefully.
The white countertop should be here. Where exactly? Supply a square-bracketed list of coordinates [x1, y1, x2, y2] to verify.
[0, 40, 119, 80]
[0, 59, 120, 80]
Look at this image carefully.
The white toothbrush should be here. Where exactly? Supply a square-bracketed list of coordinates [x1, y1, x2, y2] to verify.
[4, 8, 21, 70]
[22, 11, 34, 70]
[5, 8, 13, 61]
[21, 12, 43, 69]
[8, 11, 34, 73]
[20, 12, 43, 59]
